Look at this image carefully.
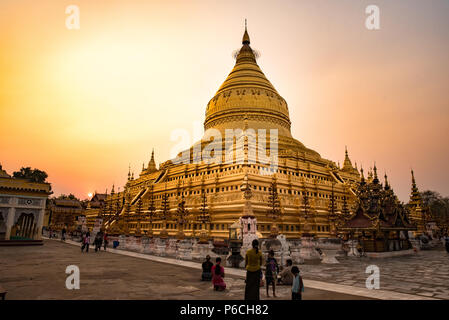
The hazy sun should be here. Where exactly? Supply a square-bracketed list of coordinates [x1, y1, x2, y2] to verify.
[88, 193, 93, 198]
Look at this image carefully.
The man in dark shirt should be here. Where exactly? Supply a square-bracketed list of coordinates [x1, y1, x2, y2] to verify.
[201, 255, 214, 281]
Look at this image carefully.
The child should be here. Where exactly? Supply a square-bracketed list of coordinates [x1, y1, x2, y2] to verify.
[81, 232, 90, 253]
[291, 266, 304, 300]
[211, 257, 226, 291]
[265, 250, 279, 297]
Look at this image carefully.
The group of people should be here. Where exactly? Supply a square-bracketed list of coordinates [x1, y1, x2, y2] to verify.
[200, 239, 304, 300]
[80, 231, 109, 253]
[245, 240, 304, 300]
[201, 255, 226, 291]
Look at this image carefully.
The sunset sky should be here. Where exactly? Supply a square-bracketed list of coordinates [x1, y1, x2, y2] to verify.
[1, 0, 448, 202]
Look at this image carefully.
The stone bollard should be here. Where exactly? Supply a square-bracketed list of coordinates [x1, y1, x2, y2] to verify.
[298, 236, 321, 263]
[317, 238, 341, 264]
[276, 235, 292, 266]
[346, 240, 360, 257]
[289, 245, 304, 264]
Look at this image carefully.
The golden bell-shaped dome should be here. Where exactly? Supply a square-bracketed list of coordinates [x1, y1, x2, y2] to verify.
[204, 26, 292, 138]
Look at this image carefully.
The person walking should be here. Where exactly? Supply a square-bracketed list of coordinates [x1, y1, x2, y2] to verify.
[291, 266, 304, 300]
[61, 227, 66, 241]
[244, 239, 263, 300]
[94, 232, 103, 252]
[103, 233, 109, 251]
[265, 250, 279, 297]
[81, 232, 90, 253]
[211, 257, 226, 291]
[201, 255, 214, 281]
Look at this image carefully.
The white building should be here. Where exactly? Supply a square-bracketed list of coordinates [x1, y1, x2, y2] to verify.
[0, 165, 52, 242]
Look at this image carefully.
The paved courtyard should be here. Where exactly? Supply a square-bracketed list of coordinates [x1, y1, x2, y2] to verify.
[0, 240, 368, 300]
[298, 249, 449, 300]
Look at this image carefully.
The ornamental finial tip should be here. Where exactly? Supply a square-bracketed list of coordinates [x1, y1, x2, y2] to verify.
[242, 19, 250, 45]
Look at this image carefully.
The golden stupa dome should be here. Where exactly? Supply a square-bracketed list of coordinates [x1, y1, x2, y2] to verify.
[201, 24, 323, 161]
[204, 25, 292, 138]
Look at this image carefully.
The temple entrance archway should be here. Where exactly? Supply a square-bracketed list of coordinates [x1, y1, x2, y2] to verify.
[11, 212, 36, 240]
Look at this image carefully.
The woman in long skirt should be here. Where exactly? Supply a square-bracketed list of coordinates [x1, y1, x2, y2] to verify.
[244, 239, 263, 300]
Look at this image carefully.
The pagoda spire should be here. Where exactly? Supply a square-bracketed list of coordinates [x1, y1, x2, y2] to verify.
[242, 19, 250, 45]
[360, 167, 365, 184]
[147, 148, 157, 173]
[342, 146, 355, 172]
[384, 173, 390, 190]
[410, 169, 422, 205]
[373, 162, 379, 184]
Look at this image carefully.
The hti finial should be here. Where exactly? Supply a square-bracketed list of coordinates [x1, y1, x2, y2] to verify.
[242, 19, 250, 45]
[373, 162, 378, 181]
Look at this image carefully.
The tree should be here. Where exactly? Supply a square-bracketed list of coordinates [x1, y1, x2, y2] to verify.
[13, 167, 48, 183]
[57, 194, 78, 201]
[421, 190, 449, 230]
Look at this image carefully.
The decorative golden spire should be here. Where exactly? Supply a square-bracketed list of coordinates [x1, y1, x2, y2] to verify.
[384, 173, 390, 190]
[373, 162, 379, 183]
[410, 169, 421, 205]
[360, 166, 365, 183]
[147, 148, 157, 173]
[342, 146, 355, 172]
[242, 19, 250, 45]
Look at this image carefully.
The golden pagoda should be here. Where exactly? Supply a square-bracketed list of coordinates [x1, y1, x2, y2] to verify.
[407, 169, 427, 235]
[91, 24, 362, 239]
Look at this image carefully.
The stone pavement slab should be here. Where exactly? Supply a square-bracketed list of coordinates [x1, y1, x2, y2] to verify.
[42, 238, 440, 300]
[0, 240, 370, 300]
